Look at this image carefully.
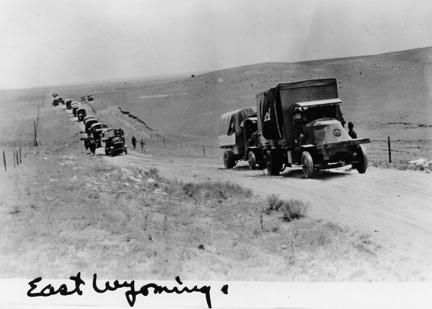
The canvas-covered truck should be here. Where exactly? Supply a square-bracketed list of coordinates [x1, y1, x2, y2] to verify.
[257, 78, 369, 178]
[218, 107, 264, 169]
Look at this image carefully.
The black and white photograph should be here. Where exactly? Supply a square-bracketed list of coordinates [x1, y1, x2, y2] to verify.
[0, 0, 431, 308]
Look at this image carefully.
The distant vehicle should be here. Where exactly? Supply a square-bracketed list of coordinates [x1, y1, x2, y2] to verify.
[102, 128, 127, 156]
[219, 107, 264, 169]
[77, 108, 88, 122]
[71, 102, 79, 117]
[83, 115, 97, 124]
[89, 123, 108, 147]
[65, 99, 72, 109]
[58, 97, 65, 105]
[84, 119, 99, 133]
[87, 95, 94, 101]
[256, 78, 369, 178]
[52, 98, 59, 106]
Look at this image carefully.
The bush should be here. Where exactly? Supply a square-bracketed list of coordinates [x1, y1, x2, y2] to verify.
[265, 194, 308, 221]
[182, 181, 252, 200]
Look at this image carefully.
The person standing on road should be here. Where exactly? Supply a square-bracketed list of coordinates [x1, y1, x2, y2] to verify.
[131, 136, 137, 150]
[89, 137, 96, 156]
[140, 138, 145, 152]
[348, 122, 357, 139]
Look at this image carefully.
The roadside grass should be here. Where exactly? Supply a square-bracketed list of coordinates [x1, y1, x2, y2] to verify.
[265, 194, 308, 222]
[0, 146, 397, 280]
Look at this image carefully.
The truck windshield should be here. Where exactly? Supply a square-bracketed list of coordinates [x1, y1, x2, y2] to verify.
[296, 104, 341, 123]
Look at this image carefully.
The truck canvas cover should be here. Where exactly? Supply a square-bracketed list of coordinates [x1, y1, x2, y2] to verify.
[219, 107, 256, 136]
[257, 78, 339, 144]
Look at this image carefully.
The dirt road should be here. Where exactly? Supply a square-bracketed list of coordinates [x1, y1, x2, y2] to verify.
[105, 150, 432, 271]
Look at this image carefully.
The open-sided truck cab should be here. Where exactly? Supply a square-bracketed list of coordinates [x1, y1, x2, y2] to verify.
[257, 78, 370, 178]
[218, 107, 264, 169]
[102, 128, 127, 156]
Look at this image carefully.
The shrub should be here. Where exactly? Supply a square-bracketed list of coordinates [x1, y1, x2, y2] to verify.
[265, 194, 308, 221]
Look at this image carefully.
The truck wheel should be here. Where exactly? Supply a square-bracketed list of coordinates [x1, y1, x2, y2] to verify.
[223, 150, 235, 169]
[266, 150, 282, 176]
[301, 151, 314, 179]
[354, 145, 368, 174]
[248, 151, 257, 170]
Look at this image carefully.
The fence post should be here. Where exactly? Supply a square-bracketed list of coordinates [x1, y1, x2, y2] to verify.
[202, 145, 206, 157]
[163, 137, 165, 147]
[16, 151, 19, 166]
[19, 147, 22, 164]
[13, 151, 16, 168]
[3, 151, 6, 171]
[387, 136, 392, 163]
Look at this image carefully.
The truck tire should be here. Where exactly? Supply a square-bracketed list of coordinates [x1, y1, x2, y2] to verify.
[248, 151, 257, 170]
[223, 150, 235, 169]
[301, 151, 314, 179]
[266, 150, 282, 176]
[354, 145, 368, 174]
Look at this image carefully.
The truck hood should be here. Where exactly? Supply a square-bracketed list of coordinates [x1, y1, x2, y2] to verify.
[305, 118, 351, 145]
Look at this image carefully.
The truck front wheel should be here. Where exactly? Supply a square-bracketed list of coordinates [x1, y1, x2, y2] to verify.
[266, 150, 282, 176]
[301, 151, 315, 179]
[223, 150, 235, 169]
[354, 145, 368, 174]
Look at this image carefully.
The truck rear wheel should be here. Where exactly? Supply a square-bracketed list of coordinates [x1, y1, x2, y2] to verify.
[223, 150, 235, 169]
[248, 151, 257, 170]
[354, 145, 368, 174]
[302, 151, 315, 179]
[266, 150, 282, 176]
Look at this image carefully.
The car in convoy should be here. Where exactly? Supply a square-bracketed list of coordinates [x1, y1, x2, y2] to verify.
[89, 123, 108, 147]
[102, 128, 127, 156]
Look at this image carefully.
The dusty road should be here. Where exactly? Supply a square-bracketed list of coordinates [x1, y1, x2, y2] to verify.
[105, 150, 432, 271]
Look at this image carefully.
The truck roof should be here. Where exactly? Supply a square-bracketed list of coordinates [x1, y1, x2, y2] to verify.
[295, 98, 342, 108]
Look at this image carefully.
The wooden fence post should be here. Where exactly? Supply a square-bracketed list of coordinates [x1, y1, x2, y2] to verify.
[19, 147, 22, 164]
[13, 151, 16, 168]
[2, 151, 6, 171]
[16, 151, 19, 166]
[163, 137, 166, 147]
[202, 146, 206, 157]
[387, 136, 392, 163]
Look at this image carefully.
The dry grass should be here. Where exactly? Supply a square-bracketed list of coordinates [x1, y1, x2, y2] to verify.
[265, 194, 309, 221]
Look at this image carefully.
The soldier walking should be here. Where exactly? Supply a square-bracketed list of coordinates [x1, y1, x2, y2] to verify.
[140, 138, 145, 152]
[131, 136, 137, 150]
[348, 122, 357, 139]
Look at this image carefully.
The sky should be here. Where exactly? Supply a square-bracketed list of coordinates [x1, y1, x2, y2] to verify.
[1, 0, 432, 89]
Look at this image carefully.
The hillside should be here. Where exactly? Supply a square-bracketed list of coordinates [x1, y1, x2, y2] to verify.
[54, 47, 432, 139]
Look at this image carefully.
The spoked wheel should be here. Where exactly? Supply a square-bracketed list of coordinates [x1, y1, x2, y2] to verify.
[223, 150, 235, 169]
[266, 150, 282, 176]
[354, 145, 368, 174]
[301, 151, 315, 179]
[248, 151, 257, 170]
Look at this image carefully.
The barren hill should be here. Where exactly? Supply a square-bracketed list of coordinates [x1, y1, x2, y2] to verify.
[68, 47, 432, 140]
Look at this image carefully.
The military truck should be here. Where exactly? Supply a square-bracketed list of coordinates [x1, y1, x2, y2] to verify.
[77, 108, 88, 122]
[89, 123, 108, 147]
[102, 128, 127, 156]
[256, 78, 369, 178]
[218, 107, 264, 169]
